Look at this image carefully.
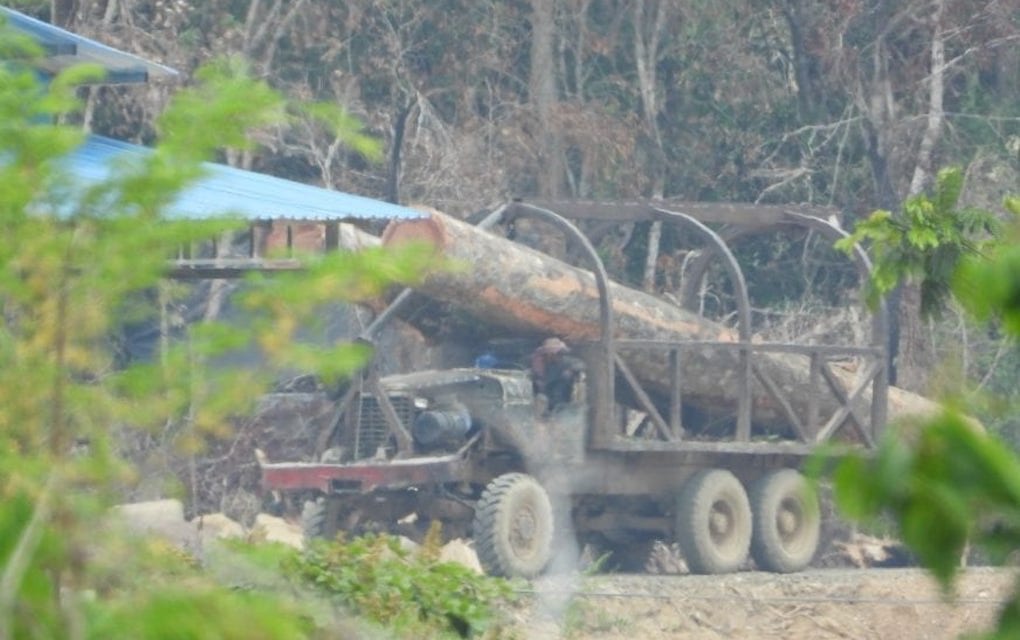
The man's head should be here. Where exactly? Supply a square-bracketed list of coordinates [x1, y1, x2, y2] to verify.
[540, 337, 569, 354]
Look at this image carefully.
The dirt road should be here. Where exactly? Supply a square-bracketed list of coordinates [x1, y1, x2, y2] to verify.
[516, 567, 1015, 639]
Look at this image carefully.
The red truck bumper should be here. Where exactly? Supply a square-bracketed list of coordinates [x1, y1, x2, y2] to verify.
[260, 453, 472, 494]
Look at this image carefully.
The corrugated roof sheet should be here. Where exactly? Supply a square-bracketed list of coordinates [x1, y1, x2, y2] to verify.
[1, 6, 178, 83]
[68, 134, 423, 222]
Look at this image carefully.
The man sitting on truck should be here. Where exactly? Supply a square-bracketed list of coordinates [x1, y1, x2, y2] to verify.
[530, 337, 584, 414]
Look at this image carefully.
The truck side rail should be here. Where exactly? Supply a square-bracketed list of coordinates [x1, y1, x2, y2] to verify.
[503, 201, 888, 454]
[610, 338, 883, 448]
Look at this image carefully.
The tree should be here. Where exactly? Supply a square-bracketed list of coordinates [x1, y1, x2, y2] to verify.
[766, 0, 1019, 387]
[835, 167, 1000, 318]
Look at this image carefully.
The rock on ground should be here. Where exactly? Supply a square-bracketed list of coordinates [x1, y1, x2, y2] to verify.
[193, 512, 247, 540]
[110, 499, 186, 532]
[252, 513, 304, 549]
[440, 538, 483, 574]
[111, 501, 253, 552]
[110, 502, 481, 575]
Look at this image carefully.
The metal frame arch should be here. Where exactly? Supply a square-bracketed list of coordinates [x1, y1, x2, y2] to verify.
[651, 207, 753, 343]
[500, 202, 617, 410]
[780, 212, 889, 350]
[679, 225, 767, 314]
[676, 215, 888, 351]
[782, 212, 889, 438]
[499, 203, 615, 347]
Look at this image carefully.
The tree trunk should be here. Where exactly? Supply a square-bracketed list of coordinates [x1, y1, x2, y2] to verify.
[51, 0, 77, 28]
[632, 0, 668, 292]
[908, 0, 946, 197]
[897, 0, 947, 391]
[382, 209, 944, 437]
[386, 100, 415, 205]
[529, 0, 563, 197]
[780, 0, 820, 122]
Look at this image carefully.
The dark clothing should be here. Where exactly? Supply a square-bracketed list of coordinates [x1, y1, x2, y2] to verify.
[531, 350, 583, 408]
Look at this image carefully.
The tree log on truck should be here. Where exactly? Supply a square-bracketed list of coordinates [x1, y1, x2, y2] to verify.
[381, 208, 944, 443]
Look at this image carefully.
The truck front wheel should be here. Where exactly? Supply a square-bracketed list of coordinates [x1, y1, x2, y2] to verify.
[750, 469, 820, 573]
[301, 497, 340, 544]
[473, 473, 554, 578]
[676, 469, 752, 574]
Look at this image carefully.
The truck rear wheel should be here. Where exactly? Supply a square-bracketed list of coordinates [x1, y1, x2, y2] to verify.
[675, 469, 752, 574]
[473, 473, 554, 578]
[750, 469, 820, 573]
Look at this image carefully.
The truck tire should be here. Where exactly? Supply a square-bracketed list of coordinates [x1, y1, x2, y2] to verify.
[750, 469, 820, 573]
[473, 473, 554, 578]
[675, 469, 752, 574]
[301, 497, 339, 543]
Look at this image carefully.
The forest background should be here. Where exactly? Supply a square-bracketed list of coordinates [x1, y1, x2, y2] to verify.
[11, 0, 1019, 439]
[1, 1, 1020, 637]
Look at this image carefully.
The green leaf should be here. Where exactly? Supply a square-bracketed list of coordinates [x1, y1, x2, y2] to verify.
[933, 167, 964, 215]
[1005, 195, 1020, 217]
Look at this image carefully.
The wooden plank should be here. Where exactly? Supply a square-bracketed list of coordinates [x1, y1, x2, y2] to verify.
[614, 354, 674, 440]
[597, 436, 818, 456]
[808, 353, 821, 434]
[737, 345, 752, 441]
[669, 348, 684, 438]
[166, 258, 303, 279]
[815, 361, 880, 446]
[514, 199, 840, 226]
[617, 338, 883, 358]
[751, 362, 810, 443]
[820, 361, 873, 432]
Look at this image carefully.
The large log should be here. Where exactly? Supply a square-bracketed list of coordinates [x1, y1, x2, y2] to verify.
[382, 210, 944, 440]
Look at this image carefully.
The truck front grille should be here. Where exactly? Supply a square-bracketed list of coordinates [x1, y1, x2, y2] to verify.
[354, 394, 414, 459]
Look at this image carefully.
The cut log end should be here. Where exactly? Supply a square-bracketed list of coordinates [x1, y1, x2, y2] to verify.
[382, 215, 448, 252]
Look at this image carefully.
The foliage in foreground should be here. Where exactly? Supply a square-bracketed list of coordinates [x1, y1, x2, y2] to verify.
[6, 511, 520, 640]
[75, 530, 520, 640]
[2, 522, 323, 640]
[287, 526, 519, 639]
[833, 172, 1020, 639]
[0, 20, 437, 640]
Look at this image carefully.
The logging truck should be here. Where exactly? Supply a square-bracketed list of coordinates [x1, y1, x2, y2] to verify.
[259, 201, 928, 578]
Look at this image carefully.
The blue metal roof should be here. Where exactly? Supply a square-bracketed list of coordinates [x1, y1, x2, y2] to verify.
[68, 134, 423, 222]
[1, 6, 178, 83]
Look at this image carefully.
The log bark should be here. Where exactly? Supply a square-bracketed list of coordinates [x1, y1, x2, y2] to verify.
[382, 211, 945, 440]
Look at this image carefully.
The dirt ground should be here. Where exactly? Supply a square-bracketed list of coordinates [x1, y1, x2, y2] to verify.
[515, 567, 1016, 639]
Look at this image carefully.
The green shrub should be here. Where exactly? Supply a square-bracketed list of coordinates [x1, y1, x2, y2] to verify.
[287, 530, 518, 639]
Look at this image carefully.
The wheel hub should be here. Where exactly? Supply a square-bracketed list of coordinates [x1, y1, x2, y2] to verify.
[709, 501, 733, 539]
[778, 509, 798, 536]
[511, 507, 537, 550]
[777, 498, 802, 540]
